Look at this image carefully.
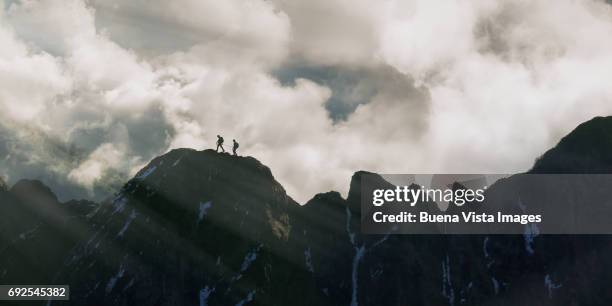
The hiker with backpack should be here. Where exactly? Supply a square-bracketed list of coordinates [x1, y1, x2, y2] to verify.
[216, 135, 225, 153]
[232, 139, 239, 156]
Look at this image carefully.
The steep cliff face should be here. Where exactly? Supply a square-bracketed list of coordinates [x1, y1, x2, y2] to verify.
[2, 116, 612, 306]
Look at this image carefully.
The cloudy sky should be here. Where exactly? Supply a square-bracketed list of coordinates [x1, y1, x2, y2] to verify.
[2, 0, 612, 202]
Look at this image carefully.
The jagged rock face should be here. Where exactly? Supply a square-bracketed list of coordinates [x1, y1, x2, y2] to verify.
[55, 149, 306, 306]
[284, 117, 612, 306]
[2, 117, 612, 305]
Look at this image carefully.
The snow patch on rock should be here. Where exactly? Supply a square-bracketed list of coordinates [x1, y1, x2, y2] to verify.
[198, 201, 212, 223]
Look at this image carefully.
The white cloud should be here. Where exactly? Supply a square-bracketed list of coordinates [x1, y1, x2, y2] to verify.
[271, 0, 385, 66]
[5, 0, 96, 54]
[393, 0, 612, 174]
[379, 0, 495, 78]
[2, 0, 612, 203]
[68, 142, 124, 190]
[92, 0, 291, 66]
[0, 10, 72, 122]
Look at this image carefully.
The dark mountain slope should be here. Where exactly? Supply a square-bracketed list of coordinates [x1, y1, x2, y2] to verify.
[54, 149, 311, 306]
[291, 116, 612, 306]
[531, 116, 612, 173]
[0, 179, 96, 289]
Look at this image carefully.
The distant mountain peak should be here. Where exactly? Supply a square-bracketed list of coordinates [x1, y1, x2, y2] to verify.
[10, 179, 59, 205]
[0, 176, 7, 192]
[305, 191, 345, 207]
[346, 171, 392, 213]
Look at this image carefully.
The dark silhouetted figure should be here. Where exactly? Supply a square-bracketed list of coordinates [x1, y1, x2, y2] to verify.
[216, 135, 225, 153]
[232, 139, 239, 156]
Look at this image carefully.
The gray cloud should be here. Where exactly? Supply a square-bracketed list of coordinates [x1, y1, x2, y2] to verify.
[0, 120, 86, 200]
[273, 64, 427, 122]
[2, 0, 612, 203]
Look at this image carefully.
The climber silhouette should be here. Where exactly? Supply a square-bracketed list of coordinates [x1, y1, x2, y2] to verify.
[232, 139, 239, 156]
[216, 135, 225, 153]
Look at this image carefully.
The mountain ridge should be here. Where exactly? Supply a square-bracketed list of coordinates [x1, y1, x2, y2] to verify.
[1, 115, 612, 305]
[531, 116, 612, 173]
[3, 115, 612, 209]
